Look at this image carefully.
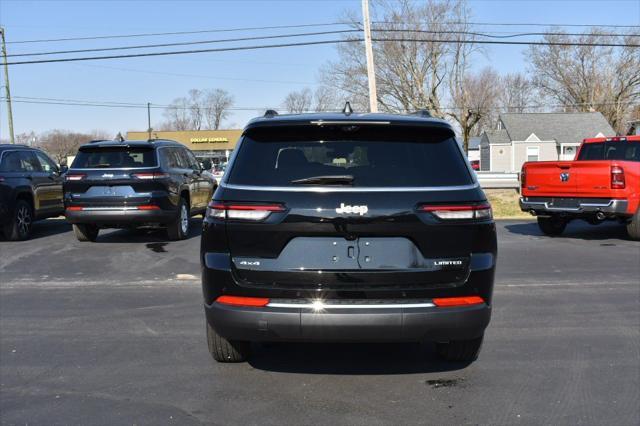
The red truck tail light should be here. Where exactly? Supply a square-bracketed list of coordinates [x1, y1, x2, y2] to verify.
[420, 203, 492, 220]
[611, 166, 625, 189]
[207, 202, 285, 221]
[65, 173, 86, 181]
[520, 167, 526, 191]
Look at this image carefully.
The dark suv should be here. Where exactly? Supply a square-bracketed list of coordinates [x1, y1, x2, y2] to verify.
[0, 145, 65, 240]
[201, 111, 497, 363]
[64, 139, 216, 241]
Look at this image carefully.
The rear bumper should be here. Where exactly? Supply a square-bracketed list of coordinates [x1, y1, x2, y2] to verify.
[65, 207, 175, 225]
[205, 301, 490, 343]
[519, 197, 629, 215]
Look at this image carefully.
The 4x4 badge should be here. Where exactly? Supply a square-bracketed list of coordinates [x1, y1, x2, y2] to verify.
[336, 203, 368, 216]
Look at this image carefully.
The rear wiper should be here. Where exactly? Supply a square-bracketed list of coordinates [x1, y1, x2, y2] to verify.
[290, 175, 355, 185]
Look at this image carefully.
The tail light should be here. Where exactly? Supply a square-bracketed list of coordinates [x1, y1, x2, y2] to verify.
[65, 173, 86, 181]
[216, 295, 270, 307]
[420, 203, 492, 220]
[206, 202, 285, 221]
[611, 166, 625, 189]
[433, 296, 485, 307]
[520, 166, 526, 190]
[132, 172, 169, 179]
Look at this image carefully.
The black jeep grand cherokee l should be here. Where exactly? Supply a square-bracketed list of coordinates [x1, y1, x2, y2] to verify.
[201, 111, 497, 363]
[64, 139, 215, 241]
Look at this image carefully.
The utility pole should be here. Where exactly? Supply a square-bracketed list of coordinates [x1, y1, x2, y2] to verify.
[361, 0, 378, 113]
[147, 102, 152, 140]
[0, 27, 15, 144]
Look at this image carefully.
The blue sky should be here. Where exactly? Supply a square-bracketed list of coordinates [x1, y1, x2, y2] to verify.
[0, 0, 638, 137]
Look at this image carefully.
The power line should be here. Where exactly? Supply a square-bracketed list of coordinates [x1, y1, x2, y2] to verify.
[6, 96, 638, 112]
[5, 22, 354, 44]
[6, 37, 639, 66]
[7, 29, 360, 58]
[7, 20, 639, 45]
[9, 28, 636, 59]
[5, 39, 357, 65]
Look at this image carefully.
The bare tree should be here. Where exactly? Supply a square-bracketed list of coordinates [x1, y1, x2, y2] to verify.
[283, 88, 313, 113]
[322, 0, 476, 116]
[527, 29, 640, 133]
[282, 86, 340, 113]
[499, 73, 537, 113]
[162, 97, 191, 130]
[447, 68, 500, 151]
[37, 130, 109, 165]
[313, 85, 341, 112]
[188, 89, 205, 131]
[204, 89, 234, 130]
[15, 131, 37, 146]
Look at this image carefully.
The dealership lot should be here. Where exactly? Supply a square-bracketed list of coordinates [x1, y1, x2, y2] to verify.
[1, 219, 639, 425]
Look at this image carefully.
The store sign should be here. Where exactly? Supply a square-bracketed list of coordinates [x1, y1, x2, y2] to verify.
[190, 137, 229, 144]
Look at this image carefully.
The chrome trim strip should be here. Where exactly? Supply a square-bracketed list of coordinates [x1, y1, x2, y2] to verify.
[220, 182, 479, 193]
[266, 301, 435, 309]
[309, 120, 391, 125]
[76, 206, 141, 211]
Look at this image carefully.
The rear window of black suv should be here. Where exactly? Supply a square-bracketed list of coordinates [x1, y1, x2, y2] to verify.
[226, 125, 473, 187]
[72, 146, 157, 169]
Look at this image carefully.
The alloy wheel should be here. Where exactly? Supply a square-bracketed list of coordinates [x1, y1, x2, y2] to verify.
[16, 205, 32, 237]
[180, 204, 189, 235]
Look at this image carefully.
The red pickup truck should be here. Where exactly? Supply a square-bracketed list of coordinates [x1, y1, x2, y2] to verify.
[519, 136, 640, 240]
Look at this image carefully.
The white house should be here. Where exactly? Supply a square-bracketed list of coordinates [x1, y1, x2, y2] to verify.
[479, 112, 615, 172]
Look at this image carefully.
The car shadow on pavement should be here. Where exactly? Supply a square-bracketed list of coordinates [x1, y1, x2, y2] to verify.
[505, 220, 631, 241]
[248, 342, 471, 375]
[94, 218, 203, 243]
[0, 218, 72, 241]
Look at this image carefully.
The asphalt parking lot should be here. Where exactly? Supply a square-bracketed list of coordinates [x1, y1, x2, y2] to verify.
[1, 219, 639, 425]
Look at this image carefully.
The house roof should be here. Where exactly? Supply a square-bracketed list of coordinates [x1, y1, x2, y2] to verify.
[482, 128, 510, 145]
[468, 136, 482, 150]
[498, 112, 614, 145]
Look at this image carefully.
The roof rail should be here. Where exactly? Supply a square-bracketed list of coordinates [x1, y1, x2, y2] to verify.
[264, 109, 279, 118]
[411, 109, 432, 118]
[88, 139, 109, 144]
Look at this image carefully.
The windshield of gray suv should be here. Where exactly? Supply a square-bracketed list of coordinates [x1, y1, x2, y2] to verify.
[226, 125, 473, 187]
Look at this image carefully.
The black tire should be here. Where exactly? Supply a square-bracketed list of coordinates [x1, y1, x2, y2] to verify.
[436, 335, 484, 362]
[167, 197, 189, 241]
[537, 216, 567, 236]
[626, 209, 640, 241]
[3, 199, 33, 241]
[73, 224, 99, 242]
[206, 321, 251, 363]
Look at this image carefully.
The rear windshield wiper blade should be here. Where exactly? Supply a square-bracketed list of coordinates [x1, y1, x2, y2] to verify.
[290, 175, 355, 185]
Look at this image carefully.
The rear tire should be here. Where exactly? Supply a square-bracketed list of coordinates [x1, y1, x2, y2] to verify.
[3, 199, 33, 241]
[73, 224, 99, 242]
[626, 209, 640, 241]
[436, 335, 484, 362]
[206, 321, 251, 363]
[167, 197, 189, 241]
[537, 216, 567, 236]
